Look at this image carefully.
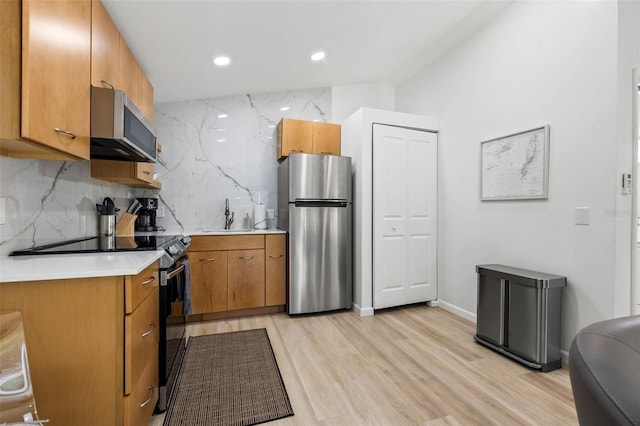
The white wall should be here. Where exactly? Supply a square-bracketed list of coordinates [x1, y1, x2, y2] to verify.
[396, 0, 628, 353]
[331, 82, 395, 124]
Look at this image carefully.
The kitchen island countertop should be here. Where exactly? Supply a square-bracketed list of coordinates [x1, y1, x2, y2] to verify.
[0, 250, 164, 283]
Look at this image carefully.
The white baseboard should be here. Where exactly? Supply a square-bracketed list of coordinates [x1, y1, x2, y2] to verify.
[437, 299, 477, 323]
[353, 303, 374, 317]
[426, 300, 439, 307]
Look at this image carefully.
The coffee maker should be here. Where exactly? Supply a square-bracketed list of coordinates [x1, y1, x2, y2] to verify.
[135, 198, 159, 231]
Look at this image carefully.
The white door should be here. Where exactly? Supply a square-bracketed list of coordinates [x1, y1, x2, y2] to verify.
[373, 124, 437, 309]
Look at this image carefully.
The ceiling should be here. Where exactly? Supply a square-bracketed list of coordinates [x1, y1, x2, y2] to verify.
[103, 0, 512, 104]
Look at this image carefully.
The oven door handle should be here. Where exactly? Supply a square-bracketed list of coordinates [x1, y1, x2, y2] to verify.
[167, 264, 186, 279]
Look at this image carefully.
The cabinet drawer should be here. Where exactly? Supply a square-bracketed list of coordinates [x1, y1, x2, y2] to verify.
[125, 262, 159, 314]
[189, 235, 264, 251]
[124, 355, 158, 426]
[125, 287, 159, 395]
[135, 162, 154, 183]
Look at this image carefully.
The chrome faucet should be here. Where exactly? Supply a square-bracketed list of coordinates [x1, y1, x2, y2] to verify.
[224, 198, 234, 229]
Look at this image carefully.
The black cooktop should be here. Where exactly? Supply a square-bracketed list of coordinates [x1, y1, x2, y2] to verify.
[11, 235, 181, 256]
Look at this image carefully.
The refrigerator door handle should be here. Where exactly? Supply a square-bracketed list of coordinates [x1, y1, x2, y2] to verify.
[294, 199, 348, 207]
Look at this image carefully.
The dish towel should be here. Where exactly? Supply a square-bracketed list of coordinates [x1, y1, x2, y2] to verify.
[181, 258, 192, 316]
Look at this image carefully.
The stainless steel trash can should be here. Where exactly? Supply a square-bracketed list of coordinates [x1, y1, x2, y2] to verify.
[475, 264, 567, 372]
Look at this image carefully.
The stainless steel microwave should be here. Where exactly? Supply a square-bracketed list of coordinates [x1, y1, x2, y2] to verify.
[90, 86, 157, 162]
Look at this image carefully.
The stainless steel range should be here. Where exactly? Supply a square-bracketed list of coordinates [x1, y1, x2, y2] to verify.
[12, 233, 192, 413]
[156, 235, 191, 413]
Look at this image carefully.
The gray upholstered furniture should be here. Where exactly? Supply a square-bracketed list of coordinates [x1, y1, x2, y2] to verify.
[568, 315, 640, 425]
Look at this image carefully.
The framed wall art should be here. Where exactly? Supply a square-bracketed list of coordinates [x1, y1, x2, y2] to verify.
[480, 125, 549, 200]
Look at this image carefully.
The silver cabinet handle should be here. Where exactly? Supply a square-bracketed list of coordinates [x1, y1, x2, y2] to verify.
[100, 79, 115, 90]
[269, 254, 284, 258]
[141, 276, 155, 286]
[199, 257, 216, 262]
[141, 323, 155, 337]
[140, 386, 154, 408]
[54, 128, 76, 139]
[239, 256, 255, 260]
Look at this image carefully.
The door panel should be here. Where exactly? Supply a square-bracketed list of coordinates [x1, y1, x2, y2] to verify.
[228, 249, 265, 310]
[287, 153, 352, 201]
[373, 124, 437, 309]
[289, 204, 352, 314]
[189, 251, 227, 314]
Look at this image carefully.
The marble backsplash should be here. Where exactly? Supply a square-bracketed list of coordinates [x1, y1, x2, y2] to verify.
[0, 87, 330, 257]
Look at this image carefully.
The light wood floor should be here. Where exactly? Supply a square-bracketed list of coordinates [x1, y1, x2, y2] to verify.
[150, 305, 578, 425]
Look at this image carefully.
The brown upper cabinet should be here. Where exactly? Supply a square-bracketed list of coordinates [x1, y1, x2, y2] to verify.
[0, 0, 91, 161]
[137, 67, 155, 122]
[277, 118, 341, 161]
[90, 0, 119, 91]
[0, 0, 154, 162]
[91, 0, 154, 123]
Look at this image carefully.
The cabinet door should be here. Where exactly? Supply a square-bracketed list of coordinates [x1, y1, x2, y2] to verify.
[190, 251, 228, 314]
[228, 249, 265, 310]
[277, 118, 313, 161]
[312, 122, 341, 155]
[91, 0, 120, 89]
[265, 234, 286, 306]
[21, 0, 91, 160]
[137, 66, 154, 123]
[119, 36, 138, 103]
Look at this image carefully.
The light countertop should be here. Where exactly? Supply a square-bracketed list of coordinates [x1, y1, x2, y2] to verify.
[189, 229, 286, 236]
[0, 229, 287, 283]
[0, 250, 164, 283]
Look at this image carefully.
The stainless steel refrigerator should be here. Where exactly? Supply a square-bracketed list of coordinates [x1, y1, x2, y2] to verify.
[278, 153, 352, 314]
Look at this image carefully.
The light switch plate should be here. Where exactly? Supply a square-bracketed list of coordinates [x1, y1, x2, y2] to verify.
[575, 207, 590, 225]
[157, 206, 165, 218]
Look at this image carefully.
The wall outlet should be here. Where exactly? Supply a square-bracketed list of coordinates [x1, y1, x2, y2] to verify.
[575, 207, 590, 225]
[157, 206, 165, 218]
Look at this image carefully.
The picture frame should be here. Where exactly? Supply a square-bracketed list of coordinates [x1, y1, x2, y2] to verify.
[480, 125, 550, 200]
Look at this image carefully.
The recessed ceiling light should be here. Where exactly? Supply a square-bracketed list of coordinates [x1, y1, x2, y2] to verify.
[213, 56, 231, 66]
[310, 51, 325, 61]
[218, 113, 228, 118]
[280, 106, 290, 111]
[216, 139, 226, 143]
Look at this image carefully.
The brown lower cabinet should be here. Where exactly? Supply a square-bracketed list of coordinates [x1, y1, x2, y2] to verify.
[0, 262, 159, 426]
[188, 234, 286, 317]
